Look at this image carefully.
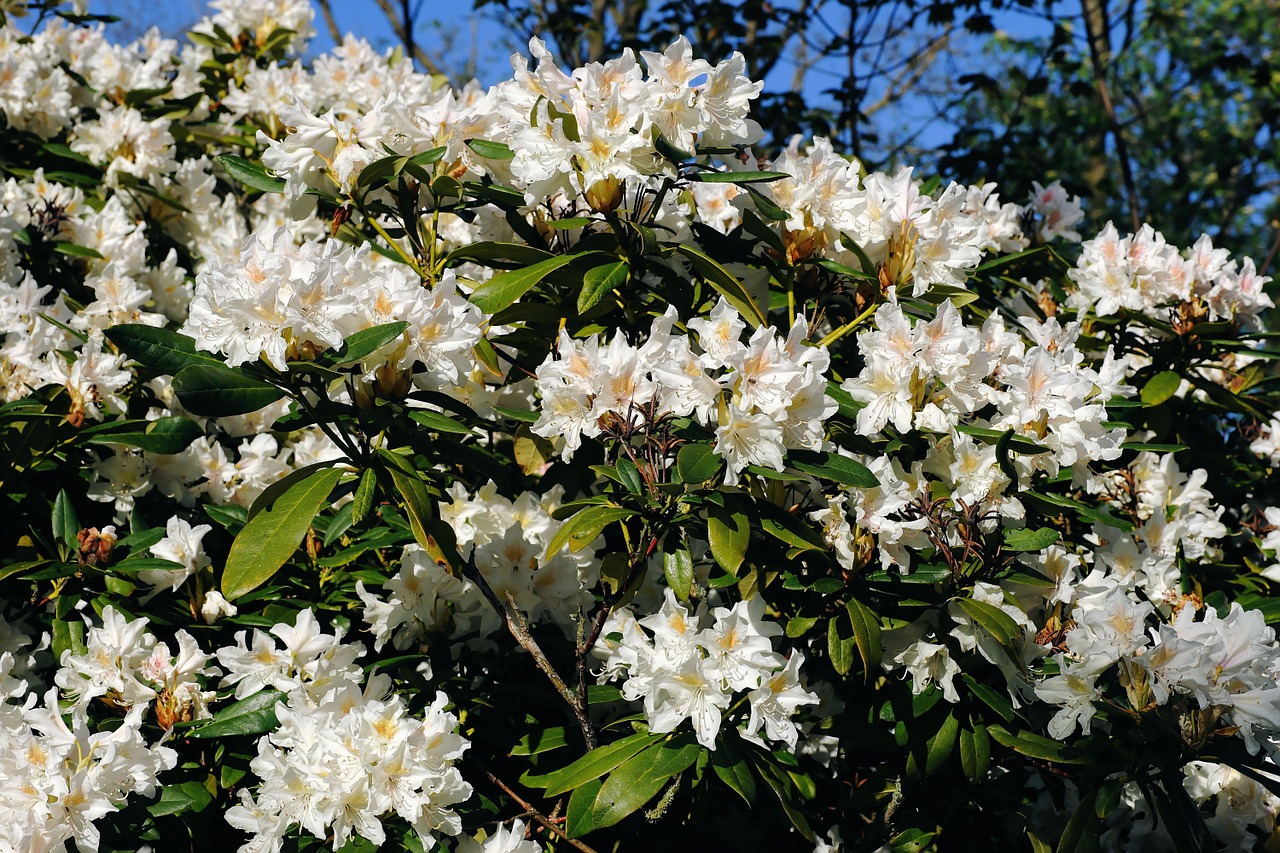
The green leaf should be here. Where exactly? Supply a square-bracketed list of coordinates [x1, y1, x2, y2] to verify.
[706, 504, 748, 574]
[565, 778, 604, 838]
[87, 416, 202, 455]
[464, 138, 516, 160]
[218, 154, 285, 193]
[676, 245, 766, 327]
[1056, 792, 1099, 853]
[148, 780, 214, 816]
[468, 253, 582, 314]
[1002, 527, 1061, 552]
[953, 596, 1022, 649]
[351, 468, 377, 526]
[710, 740, 757, 805]
[510, 727, 569, 756]
[190, 690, 285, 738]
[828, 613, 855, 676]
[954, 424, 1050, 454]
[52, 241, 104, 259]
[384, 464, 435, 551]
[544, 505, 635, 559]
[987, 724, 1088, 764]
[615, 458, 643, 495]
[663, 546, 694, 602]
[408, 409, 475, 435]
[676, 443, 722, 484]
[105, 324, 224, 375]
[961, 674, 1016, 722]
[1140, 370, 1182, 407]
[787, 449, 877, 488]
[889, 828, 938, 853]
[52, 489, 79, 549]
[221, 467, 343, 599]
[247, 462, 342, 521]
[1021, 490, 1136, 532]
[172, 365, 285, 417]
[327, 322, 409, 366]
[691, 170, 789, 184]
[578, 260, 628, 313]
[923, 711, 960, 776]
[846, 597, 882, 679]
[958, 723, 991, 783]
[542, 731, 664, 797]
[589, 736, 701, 830]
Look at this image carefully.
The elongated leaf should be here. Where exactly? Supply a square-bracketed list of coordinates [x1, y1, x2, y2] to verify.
[589, 737, 701, 830]
[221, 468, 343, 599]
[1002, 527, 1061, 552]
[676, 245, 766, 327]
[676, 443, 721, 484]
[52, 489, 79, 549]
[148, 780, 214, 817]
[691, 170, 789, 184]
[846, 597, 882, 679]
[464, 138, 515, 160]
[191, 690, 285, 738]
[787, 449, 877, 488]
[219, 154, 285, 193]
[351, 468, 377, 526]
[923, 711, 960, 776]
[543, 731, 664, 797]
[565, 778, 604, 838]
[578, 260, 628, 313]
[663, 546, 694, 602]
[408, 409, 474, 435]
[87, 416, 202, 455]
[828, 614, 855, 676]
[468, 253, 582, 314]
[385, 465, 434, 551]
[172, 365, 284, 417]
[1140, 370, 1182, 407]
[711, 740, 757, 805]
[545, 505, 635, 559]
[953, 596, 1022, 649]
[987, 724, 1088, 764]
[105, 324, 223, 375]
[707, 504, 748, 574]
[327, 322, 409, 366]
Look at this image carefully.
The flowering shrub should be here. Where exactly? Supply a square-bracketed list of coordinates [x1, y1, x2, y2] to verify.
[2, 1, 1280, 851]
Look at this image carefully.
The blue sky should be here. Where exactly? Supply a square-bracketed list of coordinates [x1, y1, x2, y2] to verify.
[81, 0, 1060, 164]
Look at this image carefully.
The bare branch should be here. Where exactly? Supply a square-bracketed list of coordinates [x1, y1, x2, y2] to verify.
[312, 0, 343, 45]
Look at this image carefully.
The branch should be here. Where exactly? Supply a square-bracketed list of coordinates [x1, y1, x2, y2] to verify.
[457, 556, 598, 749]
[370, 0, 444, 75]
[312, 0, 343, 45]
[472, 759, 600, 853]
[1081, 0, 1143, 232]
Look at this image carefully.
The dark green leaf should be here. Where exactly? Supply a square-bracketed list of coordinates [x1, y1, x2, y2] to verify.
[787, 449, 877, 488]
[87, 416, 202, 455]
[589, 737, 701, 830]
[190, 690, 285, 738]
[219, 154, 285, 193]
[468, 253, 583, 314]
[676, 443, 721, 484]
[172, 365, 285, 417]
[105, 324, 224, 375]
[542, 731, 664, 797]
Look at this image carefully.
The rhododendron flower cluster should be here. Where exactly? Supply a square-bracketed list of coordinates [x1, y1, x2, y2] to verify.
[1, 1, 1279, 851]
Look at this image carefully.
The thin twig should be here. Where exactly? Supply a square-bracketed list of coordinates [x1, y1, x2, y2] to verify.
[474, 759, 600, 853]
[456, 557, 597, 748]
